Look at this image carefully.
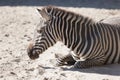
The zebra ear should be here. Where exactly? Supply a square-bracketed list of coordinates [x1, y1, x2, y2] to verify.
[37, 8, 50, 21]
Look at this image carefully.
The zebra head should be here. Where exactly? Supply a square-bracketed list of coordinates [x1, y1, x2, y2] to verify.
[27, 6, 57, 60]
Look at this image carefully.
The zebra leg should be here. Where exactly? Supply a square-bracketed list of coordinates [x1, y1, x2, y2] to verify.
[73, 56, 106, 68]
[55, 53, 76, 66]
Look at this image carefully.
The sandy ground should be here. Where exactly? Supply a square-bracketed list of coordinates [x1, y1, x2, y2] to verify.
[0, 6, 120, 80]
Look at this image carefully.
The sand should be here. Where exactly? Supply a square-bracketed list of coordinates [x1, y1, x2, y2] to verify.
[0, 6, 120, 80]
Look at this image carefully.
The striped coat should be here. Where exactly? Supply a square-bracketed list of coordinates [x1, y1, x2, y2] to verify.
[27, 6, 120, 68]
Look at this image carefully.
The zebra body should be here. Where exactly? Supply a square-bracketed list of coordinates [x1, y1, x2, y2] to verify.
[27, 6, 120, 68]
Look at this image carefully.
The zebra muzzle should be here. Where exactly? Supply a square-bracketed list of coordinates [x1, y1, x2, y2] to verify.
[27, 43, 39, 60]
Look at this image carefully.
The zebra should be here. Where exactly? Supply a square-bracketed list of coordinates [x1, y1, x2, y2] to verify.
[27, 6, 120, 68]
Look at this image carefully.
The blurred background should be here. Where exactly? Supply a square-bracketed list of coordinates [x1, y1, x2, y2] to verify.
[0, 0, 120, 9]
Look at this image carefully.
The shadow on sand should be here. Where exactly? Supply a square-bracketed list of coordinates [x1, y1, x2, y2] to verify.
[43, 64, 120, 76]
[62, 64, 120, 76]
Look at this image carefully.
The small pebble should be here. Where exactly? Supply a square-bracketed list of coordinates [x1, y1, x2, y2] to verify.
[5, 34, 9, 37]
[27, 68, 35, 71]
[24, 34, 32, 41]
[43, 77, 49, 80]
[0, 75, 3, 78]
[38, 68, 45, 75]
[12, 58, 21, 63]
[9, 51, 12, 55]
[22, 77, 25, 79]
[102, 79, 109, 80]
[27, 38, 32, 41]
[0, 40, 2, 42]
[38, 65, 44, 68]
[24, 34, 28, 37]
[5, 49, 9, 51]
[10, 72, 16, 75]
[54, 72, 58, 74]
[22, 21, 31, 25]
[60, 73, 66, 77]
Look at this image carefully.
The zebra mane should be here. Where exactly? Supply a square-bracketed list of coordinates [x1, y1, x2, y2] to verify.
[42, 5, 95, 23]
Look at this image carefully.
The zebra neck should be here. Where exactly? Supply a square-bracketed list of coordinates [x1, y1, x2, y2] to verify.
[61, 18, 94, 54]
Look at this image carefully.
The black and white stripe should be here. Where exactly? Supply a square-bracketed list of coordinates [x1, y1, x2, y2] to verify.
[27, 6, 120, 68]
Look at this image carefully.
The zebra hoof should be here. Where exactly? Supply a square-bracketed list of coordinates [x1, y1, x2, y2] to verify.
[55, 63, 63, 66]
[73, 61, 82, 69]
[55, 59, 65, 66]
[54, 53, 65, 66]
[67, 61, 76, 65]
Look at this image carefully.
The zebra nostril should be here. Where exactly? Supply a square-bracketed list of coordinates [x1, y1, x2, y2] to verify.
[31, 50, 39, 59]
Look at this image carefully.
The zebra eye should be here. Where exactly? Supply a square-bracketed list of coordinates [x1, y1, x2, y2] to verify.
[37, 29, 42, 33]
[37, 27, 45, 33]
